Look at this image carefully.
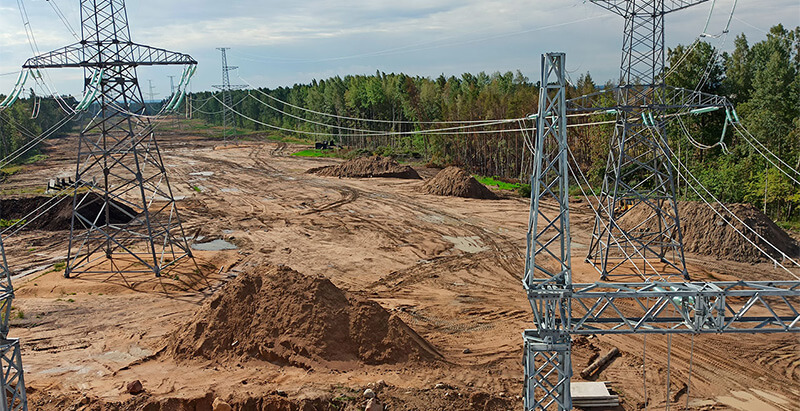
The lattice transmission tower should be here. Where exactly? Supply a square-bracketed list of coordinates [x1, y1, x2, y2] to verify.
[0, 237, 27, 409]
[584, 0, 714, 280]
[213, 48, 245, 140]
[524, 51, 800, 411]
[22, 0, 197, 277]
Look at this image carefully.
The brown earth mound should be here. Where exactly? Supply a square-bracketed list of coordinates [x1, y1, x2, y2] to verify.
[0, 193, 136, 231]
[308, 156, 421, 179]
[421, 167, 499, 200]
[622, 201, 799, 264]
[166, 265, 441, 368]
[679, 202, 799, 264]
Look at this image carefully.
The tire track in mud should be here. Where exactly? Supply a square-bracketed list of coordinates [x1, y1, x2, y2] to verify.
[300, 185, 359, 215]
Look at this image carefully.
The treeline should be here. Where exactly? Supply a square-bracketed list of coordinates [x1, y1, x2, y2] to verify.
[0, 91, 79, 161]
[191, 70, 543, 179]
[189, 24, 797, 222]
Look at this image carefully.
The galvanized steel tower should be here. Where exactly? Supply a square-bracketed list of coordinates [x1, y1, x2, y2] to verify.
[22, 0, 196, 277]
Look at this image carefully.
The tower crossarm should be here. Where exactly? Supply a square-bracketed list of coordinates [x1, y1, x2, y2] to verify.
[527, 280, 800, 335]
[22, 42, 197, 69]
[566, 86, 730, 113]
[589, 0, 710, 16]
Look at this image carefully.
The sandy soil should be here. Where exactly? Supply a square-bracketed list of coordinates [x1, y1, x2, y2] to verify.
[2, 126, 798, 410]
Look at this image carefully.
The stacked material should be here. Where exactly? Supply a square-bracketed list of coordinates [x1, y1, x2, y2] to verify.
[570, 382, 619, 408]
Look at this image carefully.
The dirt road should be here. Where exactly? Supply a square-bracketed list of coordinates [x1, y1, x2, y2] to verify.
[2, 130, 798, 410]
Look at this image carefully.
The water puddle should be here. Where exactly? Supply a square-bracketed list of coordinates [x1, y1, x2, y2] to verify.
[442, 236, 489, 253]
[191, 239, 238, 251]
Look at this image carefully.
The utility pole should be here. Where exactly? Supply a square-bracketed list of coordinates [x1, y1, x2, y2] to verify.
[22, 0, 196, 278]
[213, 48, 246, 141]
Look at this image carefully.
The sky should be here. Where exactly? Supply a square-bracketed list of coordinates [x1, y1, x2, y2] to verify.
[0, 0, 798, 100]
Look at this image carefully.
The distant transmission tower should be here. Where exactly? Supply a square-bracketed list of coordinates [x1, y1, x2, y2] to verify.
[22, 0, 197, 277]
[213, 48, 246, 140]
[147, 79, 158, 102]
[583, 0, 716, 280]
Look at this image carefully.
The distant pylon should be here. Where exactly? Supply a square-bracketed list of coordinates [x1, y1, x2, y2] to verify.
[22, 0, 196, 277]
[213, 48, 246, 140]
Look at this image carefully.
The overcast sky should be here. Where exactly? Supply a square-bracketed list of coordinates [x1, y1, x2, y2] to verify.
[0, 0, 797, 99]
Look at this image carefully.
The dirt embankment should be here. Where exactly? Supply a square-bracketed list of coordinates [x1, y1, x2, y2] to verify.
[679, 201, 799, 263]
[166, 264, 442, 369]
[308, 156, 421, 179]
[0, 193, 136, 231]
[421, 167, 498, 200]
[623, 201, 799, 264]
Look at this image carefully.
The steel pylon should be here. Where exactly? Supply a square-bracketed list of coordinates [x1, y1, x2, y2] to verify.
[523, 51, 800, 411]
[524, 52, 573, 411]
[585, 0, 711, 280]
[22, 0, 196, 277]
[0, 236, 26, 411]
[213, 48, 246, 140]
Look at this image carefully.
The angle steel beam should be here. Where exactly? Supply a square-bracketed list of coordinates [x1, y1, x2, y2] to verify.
[566, 86, 730, 113]
[525, 52, 570, 291]
[527, 280, 800, 335]
[0, 338, 26, 411]
[590, 0, 710, 16]
[22, 42, 196, 69]
[523, 332, 571, 411]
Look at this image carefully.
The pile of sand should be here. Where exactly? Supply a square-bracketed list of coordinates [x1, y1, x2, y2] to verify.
[621, 201, 798, 264]
[678, 202, 799, 264]
[0, 193, 136, 231]
[421, 167, 498, 200]
[166, 265, 440, 368]
[308, 156, 421, 179]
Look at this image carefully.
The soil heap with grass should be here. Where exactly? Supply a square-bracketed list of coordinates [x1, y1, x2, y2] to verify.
[421, 167, 499, 200]
[307, 156, 421, 179]
[166, 264, 441, 369]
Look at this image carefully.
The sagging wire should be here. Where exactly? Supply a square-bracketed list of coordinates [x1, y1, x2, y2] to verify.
[46, 0, 80, 41]
[649, 127, 800, 280]
[566, 145, 662, 280]
[16, 0, 75, 115]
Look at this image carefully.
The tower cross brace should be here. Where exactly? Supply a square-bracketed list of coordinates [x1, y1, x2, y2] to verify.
[22, 0, 197, 277]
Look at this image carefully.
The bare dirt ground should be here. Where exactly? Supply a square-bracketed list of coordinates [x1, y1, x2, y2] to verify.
[2, 125, 798, 410]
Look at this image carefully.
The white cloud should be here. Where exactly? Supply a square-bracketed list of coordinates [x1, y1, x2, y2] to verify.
[1, 0, 797, 96]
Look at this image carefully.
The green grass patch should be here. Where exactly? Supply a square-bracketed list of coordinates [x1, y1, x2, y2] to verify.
[474, 175, 531, 197]
[474, 176, 521, 191]
[777, 220, 800, 234]
[0, 165, 23, 176]
[0, 219, 25, 228]
[291, 149, 340, 158]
